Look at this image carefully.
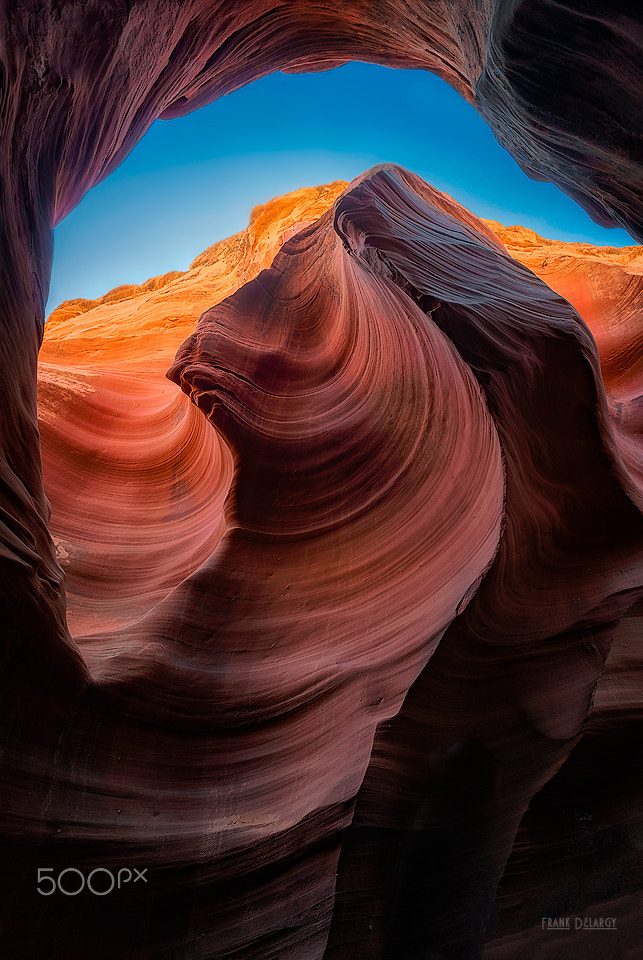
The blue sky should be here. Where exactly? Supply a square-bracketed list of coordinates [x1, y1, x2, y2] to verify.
[46, 63, 634, 316]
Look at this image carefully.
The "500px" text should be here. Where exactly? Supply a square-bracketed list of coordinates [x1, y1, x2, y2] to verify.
[37, 867, 148, 896]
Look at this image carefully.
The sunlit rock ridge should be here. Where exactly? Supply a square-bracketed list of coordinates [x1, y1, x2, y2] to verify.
[40, 182, 643, 639]
[40, 183, 346, 634]
[7, 170, 641, 960]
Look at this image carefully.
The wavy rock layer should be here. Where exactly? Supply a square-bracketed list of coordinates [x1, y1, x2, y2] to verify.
[8, 169, 505, 959]
[487, 223, 643, 492]
[0, 168, 638, 960]
[1, 5, 642, 785]
[41, 187, 643, 637]
[39, 182, 346, 633]
[475, 222, 643, 959]
[2, 3, 642, 957]
[320, 169, 643, 960]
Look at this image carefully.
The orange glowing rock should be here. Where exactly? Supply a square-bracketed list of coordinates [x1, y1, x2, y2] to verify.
[11, 169, 642, 960]
[39, 183, 348, 633]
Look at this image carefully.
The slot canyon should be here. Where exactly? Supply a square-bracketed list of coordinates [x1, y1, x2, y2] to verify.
[1, 3, 641, 958]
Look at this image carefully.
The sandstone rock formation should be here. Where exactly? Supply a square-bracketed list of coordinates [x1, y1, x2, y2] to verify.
[39, 182, 347, 634]
[487, 222, 643, 492]
[1, 2, 643, 958]
[1, 167, 640, 959]
[1, 0, 642, 663]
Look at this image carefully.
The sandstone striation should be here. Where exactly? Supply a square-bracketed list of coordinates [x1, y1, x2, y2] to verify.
[0, 168, 638, 959]
[1, 2, 643, 956]
[487, 223, 643, 492]
[39, 183, 347, 633]
[1, 0, 642, 700]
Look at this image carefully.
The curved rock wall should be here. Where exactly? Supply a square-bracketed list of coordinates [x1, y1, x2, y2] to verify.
[38, 183, 346, 633]
[2, 167, 640, 958]
[2, 0, 642, 672]
[1, 1, 642, 957]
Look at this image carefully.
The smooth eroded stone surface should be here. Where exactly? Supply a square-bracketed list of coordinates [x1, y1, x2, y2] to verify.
[1, 0, 641, 699]
[5, 169, 506, 959]
[487, 222, 643, 492]
[319, 168, 643, 960]
[2, 2, 642, 956]
[1, 167, 639, 960]
[38, 182, 347, 633]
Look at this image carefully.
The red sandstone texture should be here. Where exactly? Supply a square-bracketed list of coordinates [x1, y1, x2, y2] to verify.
[1, 2, 643, 958]
[38, 183, 346, 634]
[41, 189, 643, 639]
[1, 168, 638, 960]
[1, 0, 642, 670]
[487, 222, 643, 492]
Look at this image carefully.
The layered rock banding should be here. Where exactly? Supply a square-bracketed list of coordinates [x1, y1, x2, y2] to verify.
[1, 1, 643, 958]
[1, 167, 640, 959]
[487, 222, 643, 492]
[2, 0, 642, 665]
[38, 182, 346, 634]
